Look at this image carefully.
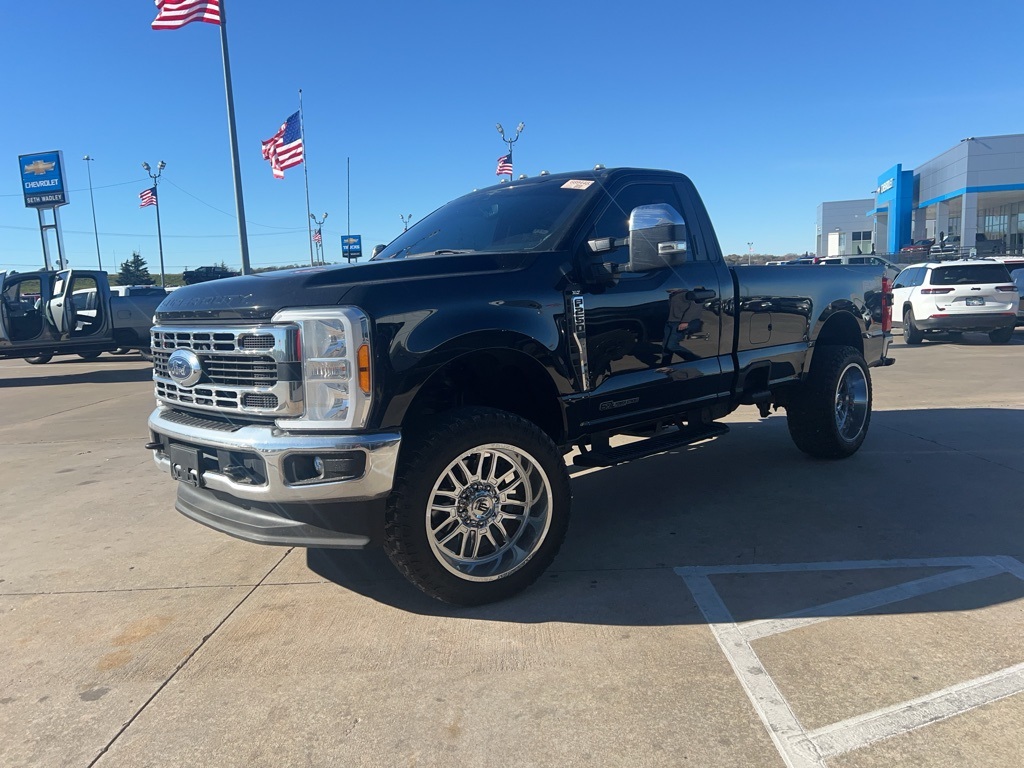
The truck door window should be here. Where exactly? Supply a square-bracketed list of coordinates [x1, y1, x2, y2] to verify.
[589, 184, 691, 266]
[2, 277, 45, 341]
[68, 275, 103, 336]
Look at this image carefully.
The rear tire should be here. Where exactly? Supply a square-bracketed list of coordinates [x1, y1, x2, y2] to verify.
[989, 326, 1014, 344]
[138, 347, 154, 362]
[383, 407, 571, 606]
[903, 308, 923, 345]
[24, 354, 52, 365]
[786, 345, 872, 459]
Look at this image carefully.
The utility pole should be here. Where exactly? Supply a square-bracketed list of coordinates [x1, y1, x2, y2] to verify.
[747, 241, 753, 266]
[82, 156, 102, 271]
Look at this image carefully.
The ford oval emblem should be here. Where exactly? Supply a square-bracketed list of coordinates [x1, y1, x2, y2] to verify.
[167, 349, 203, 388]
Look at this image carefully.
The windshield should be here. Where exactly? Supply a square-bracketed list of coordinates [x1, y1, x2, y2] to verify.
[373, 180, 595, 260]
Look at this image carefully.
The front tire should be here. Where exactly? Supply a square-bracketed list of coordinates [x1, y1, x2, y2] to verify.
[383, 407, 571, 606]
[989, 326, 1014, 344]
[138, 347, 154, 362]
[903, 308, 923, 345]
[787, 345, 872, 459]
[24, 354, 52, 365]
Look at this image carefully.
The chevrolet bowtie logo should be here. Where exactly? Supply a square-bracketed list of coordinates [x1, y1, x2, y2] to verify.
[24, 160, 55, 175]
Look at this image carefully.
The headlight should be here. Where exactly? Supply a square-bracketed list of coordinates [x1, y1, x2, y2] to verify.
[272, 307, 372, 430]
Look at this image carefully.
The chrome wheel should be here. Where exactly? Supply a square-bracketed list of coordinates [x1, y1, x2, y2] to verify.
[835, 362, 869, 442]
[425, 442, 553, 582]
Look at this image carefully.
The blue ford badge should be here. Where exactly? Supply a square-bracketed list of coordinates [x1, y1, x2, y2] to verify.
[167, 349, 203, 388]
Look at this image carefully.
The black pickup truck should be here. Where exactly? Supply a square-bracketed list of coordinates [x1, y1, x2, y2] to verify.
[182, 265, 240, 285]
[146, 168, 894, 605]
[1, 269, 161, 364]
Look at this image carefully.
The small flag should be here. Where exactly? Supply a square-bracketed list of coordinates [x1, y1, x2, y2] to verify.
[139, 187, 158, 208]
[313, 229, 322, 245]
[496, 153, 513, 176]
[151, 0, 221, 30]
[261, 112, 304, 179]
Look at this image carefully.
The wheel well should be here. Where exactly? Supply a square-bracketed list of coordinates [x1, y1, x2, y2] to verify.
[402, 349, 565, 444]
[815, 311, 863, 356]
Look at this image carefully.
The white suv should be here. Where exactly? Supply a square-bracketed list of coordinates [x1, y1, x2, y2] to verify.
[891, 260, 1019, 344]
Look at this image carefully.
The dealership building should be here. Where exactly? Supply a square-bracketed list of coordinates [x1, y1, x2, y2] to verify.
[817, 133, 1024, 258]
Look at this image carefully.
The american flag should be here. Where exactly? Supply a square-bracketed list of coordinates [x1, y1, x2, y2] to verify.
[261, 112, 304, 179]
[313, 229, 322, 245]
[496, 153, 513, 176]
[151, 0, 221, 30]
[139, 187, 158, 208]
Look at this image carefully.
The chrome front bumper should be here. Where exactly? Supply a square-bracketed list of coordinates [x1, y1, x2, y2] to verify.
[148, 406, 401, 504]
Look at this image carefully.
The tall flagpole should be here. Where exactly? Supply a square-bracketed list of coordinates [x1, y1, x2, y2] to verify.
[218, 0, 251, 275]
[299, 89, 314, 267]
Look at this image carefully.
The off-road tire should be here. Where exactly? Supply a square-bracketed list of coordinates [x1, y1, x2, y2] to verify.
[903, 308, 923, 345]
[786, 345, 872, 459]
[989, 326, 1014, 344]
[383, 407, 571, 606]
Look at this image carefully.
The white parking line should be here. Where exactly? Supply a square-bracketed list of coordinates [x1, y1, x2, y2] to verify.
[738, 565, 1003, 642]
[676, 556, 1024, 767]
[805, 661, 1024, 759]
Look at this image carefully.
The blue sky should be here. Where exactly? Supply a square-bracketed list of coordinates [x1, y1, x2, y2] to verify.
[4, 0, 1024, 275]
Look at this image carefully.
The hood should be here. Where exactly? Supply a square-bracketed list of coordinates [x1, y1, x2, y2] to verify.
[154, 252, 535, 323]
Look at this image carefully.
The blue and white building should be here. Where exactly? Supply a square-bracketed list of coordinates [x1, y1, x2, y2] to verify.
[818, 133, 1024, 258]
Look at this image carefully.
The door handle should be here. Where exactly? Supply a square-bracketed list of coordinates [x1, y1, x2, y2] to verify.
[689, 289, 717, 301]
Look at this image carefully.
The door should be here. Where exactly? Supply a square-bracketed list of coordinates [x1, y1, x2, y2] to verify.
[890, 266, 922, 324]
[46, 269, 75, 337]
[570, 182, 723, 428]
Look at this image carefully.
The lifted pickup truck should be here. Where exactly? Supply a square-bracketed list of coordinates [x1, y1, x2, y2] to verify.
[146, 168, 894, 605]
[0, 269, 161, 364]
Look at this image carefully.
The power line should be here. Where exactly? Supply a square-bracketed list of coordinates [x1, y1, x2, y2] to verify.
[0, 223, 305, 239]
[0, 178, 149, 197]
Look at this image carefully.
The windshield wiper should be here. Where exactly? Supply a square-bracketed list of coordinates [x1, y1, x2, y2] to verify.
[432, 249, 474, 255]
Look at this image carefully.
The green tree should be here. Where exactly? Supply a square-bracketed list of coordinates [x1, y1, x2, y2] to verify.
[117, 251, 153, 285]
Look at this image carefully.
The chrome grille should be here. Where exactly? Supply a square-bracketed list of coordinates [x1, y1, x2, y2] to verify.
[152, 324, 301, 418]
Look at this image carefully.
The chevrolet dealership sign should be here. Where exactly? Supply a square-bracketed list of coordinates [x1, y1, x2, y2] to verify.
[19, 150, 69, 208]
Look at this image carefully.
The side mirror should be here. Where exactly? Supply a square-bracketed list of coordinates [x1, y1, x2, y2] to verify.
[370, 244, 387, 259]
[627, 204, 688, 272]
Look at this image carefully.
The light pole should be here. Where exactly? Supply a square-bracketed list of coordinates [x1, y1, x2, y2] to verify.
[399, 213, 412, 232]
[747, 241, 753, 266]
[310, 211, 328, 264]
[496, 122, 524, 179]
[142, 161, 166, 287]
[82, 155, 102, 271]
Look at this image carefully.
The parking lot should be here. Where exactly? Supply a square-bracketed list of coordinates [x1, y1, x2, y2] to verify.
[1, 331, 1022, 768]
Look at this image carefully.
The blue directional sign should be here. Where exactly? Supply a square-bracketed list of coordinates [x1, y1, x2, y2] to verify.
[19, 150, 69, 208]
[341, 234, 362, 259]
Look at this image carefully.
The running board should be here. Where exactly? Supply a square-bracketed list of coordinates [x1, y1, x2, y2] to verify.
[573, 423, 730, 468]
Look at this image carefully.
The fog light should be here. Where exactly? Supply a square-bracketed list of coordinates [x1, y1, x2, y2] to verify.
[283, 452, 368, 484]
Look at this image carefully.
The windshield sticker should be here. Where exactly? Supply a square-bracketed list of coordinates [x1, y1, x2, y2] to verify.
[561, 180, 595, 190]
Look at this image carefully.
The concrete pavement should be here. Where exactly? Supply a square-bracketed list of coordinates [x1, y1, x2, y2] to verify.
[1, 333, 1022, 767]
